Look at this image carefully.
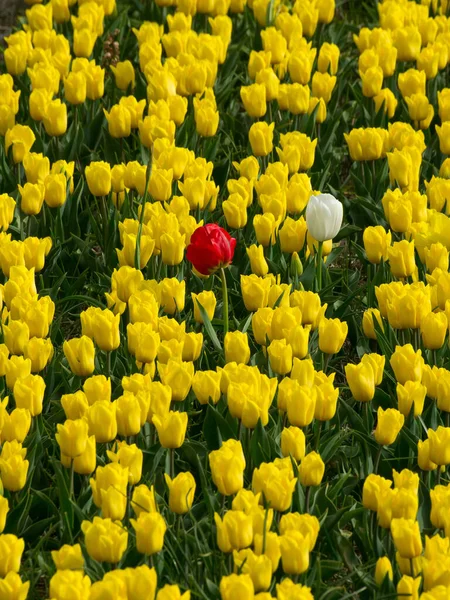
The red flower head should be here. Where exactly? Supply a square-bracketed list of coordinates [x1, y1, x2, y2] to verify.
[186, 224, 236, 275]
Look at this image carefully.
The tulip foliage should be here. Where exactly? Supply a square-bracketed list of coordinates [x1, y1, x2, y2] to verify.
[1, 0, 450, 598]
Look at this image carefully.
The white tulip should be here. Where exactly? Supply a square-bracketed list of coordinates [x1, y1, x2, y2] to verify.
[305, 193, 343, 242]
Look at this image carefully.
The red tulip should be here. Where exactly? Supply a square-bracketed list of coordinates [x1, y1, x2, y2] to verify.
[186, 223, 236, 275]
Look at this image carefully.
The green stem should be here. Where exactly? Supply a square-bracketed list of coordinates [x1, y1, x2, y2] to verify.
[106, 351, 111, 379]
[374, 445, 383, 474]
[69, 459, 75, 500]
[135, 159, 152, 270]
[316, 241, 323, 293]
[262, 506, 269, 553]
[305, 486, 312, 513]
[170, 448, 175, 479]
[433, 349, 438, 367]
[220, 267, 229, 335]
[315, 421, 323, 451]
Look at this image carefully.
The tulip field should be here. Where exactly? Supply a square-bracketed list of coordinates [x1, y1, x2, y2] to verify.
[4, 0, 450, 597]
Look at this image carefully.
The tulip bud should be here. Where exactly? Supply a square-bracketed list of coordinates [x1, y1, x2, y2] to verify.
[0, 534, 25, 577]
[240, 275, 271, 312]
[131, 512, 167, 555]
[0, 194, 16, 232]
[397, 575, 421, 600]
[111, 60, 135, 91]
[156, 584, 191, 600]
[18, 183, 45, 216]
[87, 400, 117, 443]
[160, 278, 186, 315]
[280, 531, 310, 575]
[279, 217, 308, 254]
[131, 484, 158, 517]
[362, 308, 384, 340]
[390, 344, 423, 385]
[61, 386, 89, 420]
[51, 544, 84, 571]
[267, 339, 292, 375]
[397, 381, 426, 418]
[0, 447, 29, 492]
[56, 418, 89, 459]
[83, 375, 111, 405]
[115, 392, 141, 437]
[311, 72, 337, 103]
[374, 408, 404, 446]
[299, 451, 325, 487]
[209, 439, 245, 496]
[13, 374, 45, 417]
[5, 356, 31, 390]
[70, 435, 96, 476]
[420, 311, 447, 350]
[107, 441, 143, 485]
[281, 426, 306, 461]
[43, 99, 67, 137]
[164, 472, 196, 514]
[249, 122, 274, 157]
[305, 193, 343, 242]
[344, 127, 388, 162]
[192, 369, 221, 405]
[63, 336, 95, 377]
[232, 549, 271, 592]
[194, 97, 219, 138]
[74, 28, 97, 58]
[428, 426, 450, 466]
[285, 381, 316, 426]
[318, 318, 347, 355]
[224, 331, 251, 365]
[252, 460, 297, 512]
[81, 517, 128, 563]
[214, 511, 254, 553]
[153, 410, 188, 448]
[290, 252, 303, 278]
[391, 518, 422, 559]
[5, 124, 36, 164]
[192, 291, 217, 324]
[362, 473, 392, 512]
[44, 173, 68, 208]
[0, 496, 8, 534]
[375, 556, 393, 586]
[417, 439, 437, 472]
[387, 240, 416, 278]
[85, 161, 112, 197]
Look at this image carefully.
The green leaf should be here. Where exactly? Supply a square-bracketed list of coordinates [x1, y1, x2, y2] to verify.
[196, 299, 223, 352]
[250, 419, 271, 467]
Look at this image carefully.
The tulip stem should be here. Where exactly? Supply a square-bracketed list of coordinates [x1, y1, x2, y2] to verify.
[262, 507, 269, 553]
[305, 486, 312, 513]
[170, 448, 175, 479]
[69, 459, 75, 500]
[374, 446, 382, 474]
[316, 241, 323, 293]
[220, 268, 229, 336]
[106, 351, 111, 379]
[315, 421, 322, 451]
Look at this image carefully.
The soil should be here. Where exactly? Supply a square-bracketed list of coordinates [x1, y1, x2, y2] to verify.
[0, 0, 23, 40]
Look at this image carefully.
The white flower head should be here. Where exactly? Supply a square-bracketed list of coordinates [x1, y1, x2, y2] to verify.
[305, 193, 343, 242]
